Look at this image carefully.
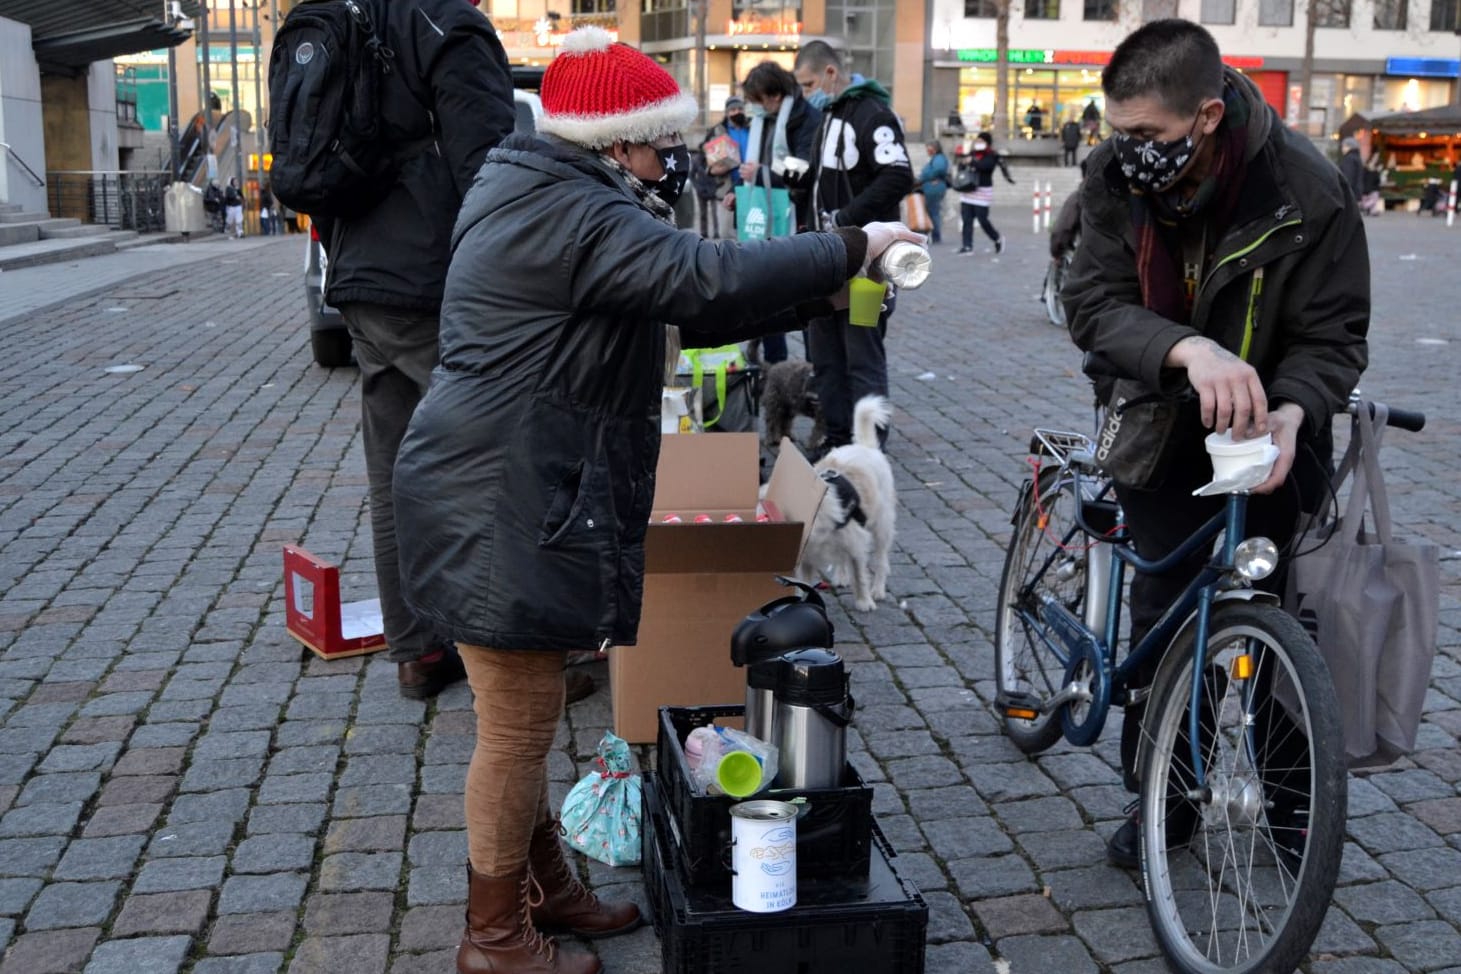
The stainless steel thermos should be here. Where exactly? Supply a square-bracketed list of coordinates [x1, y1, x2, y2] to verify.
[771, 648, 854, 789]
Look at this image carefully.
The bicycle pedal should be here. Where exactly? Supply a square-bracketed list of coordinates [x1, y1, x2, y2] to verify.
[995, 690, 1044, 721]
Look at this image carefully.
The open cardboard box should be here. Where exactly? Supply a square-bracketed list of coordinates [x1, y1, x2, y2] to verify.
[609, 433, 826, 742]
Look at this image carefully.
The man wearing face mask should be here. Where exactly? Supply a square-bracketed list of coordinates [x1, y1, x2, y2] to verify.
[1064, 19, 1368, 870]
[794, 40, 913, 454]
[391, 29, 923, 972]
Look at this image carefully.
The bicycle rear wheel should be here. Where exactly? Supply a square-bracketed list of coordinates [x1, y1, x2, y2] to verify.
[994, 466, 1087, 754]
[1138, 601, 1345, 974]
[1043, 254, 1071, 327]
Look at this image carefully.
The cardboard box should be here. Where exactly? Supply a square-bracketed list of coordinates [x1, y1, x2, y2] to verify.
[282, 546, 388, 660]
[609, 433, 826, 742]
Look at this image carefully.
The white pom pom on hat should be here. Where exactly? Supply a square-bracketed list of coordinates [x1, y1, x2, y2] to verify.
[558, 24, 615, 55]
[539, 27, 699, 149]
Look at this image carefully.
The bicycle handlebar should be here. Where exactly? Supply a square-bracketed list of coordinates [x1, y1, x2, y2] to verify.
[1351, 399, 1426, 433]
[1083, 354, 1427, 433]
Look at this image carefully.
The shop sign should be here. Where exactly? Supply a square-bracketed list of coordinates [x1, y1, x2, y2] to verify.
[727, 15, 802, 37]
[955, 48, 1262, 69]
[1385, 57, 1459, 78]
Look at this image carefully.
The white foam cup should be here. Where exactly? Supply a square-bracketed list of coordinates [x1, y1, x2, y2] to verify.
[1204, 430, 1275, 482]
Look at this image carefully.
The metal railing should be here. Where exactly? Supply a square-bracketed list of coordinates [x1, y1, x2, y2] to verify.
[1, 142, 45, 188]
[46, 170, 169, 232]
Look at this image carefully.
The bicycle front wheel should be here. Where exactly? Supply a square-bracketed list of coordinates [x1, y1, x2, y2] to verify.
[994, 465, 1087, 754]
[1138, 601, 1346, 974]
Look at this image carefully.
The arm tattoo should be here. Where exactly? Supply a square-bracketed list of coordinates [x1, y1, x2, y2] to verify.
[1193, 337, 1239, 362]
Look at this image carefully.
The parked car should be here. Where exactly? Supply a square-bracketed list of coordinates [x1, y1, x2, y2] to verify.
[305, 86, 544, 368]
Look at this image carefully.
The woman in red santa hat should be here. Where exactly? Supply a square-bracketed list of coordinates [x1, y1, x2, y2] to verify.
[392, 26, 921, 974]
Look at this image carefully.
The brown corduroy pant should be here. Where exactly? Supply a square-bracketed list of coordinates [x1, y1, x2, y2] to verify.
[458, 644, 567, 875]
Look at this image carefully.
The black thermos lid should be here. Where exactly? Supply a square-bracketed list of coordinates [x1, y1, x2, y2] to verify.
[772, 648, 846, 706]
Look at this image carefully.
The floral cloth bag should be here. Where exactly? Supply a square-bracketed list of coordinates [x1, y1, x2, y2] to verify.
[560, 732, 642, 866]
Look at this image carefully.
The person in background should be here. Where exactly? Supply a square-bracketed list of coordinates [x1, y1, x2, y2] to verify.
[919, 140, 950, 245]
[316, 0, 516, 702]
[1083, 97, 1103, 142]
[955, 131, 1013, 256]
[737, 60, 824, 364]
[1026, 102, 1045, 134]
[392, 28, 922, 973]
[1339, 137, 1364, 202]
[794, 39, 913, 453]
[1360, 154, 1383, 215]
[258, 182, 275, 236]
[1061, 116, 1083, 166]
[704, 96, 751, 240]
[223, 178, 245, 238]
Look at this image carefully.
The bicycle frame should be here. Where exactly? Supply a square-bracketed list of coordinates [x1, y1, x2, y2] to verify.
[1017, 461, 1253, 789]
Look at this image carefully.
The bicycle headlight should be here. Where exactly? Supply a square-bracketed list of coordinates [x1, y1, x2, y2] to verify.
[1234, 537, 1279, 581]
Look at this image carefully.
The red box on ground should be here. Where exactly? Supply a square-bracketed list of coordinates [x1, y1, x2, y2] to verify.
[283, 545, 388, 660]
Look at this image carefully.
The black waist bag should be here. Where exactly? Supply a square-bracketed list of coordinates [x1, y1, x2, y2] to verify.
[1094, 379, 1180, 490]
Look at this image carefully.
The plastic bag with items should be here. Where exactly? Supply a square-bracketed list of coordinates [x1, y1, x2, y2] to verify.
[560, 732, 642, 867]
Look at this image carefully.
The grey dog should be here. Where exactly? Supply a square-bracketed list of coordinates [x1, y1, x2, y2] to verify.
[759, 359, 824, 454]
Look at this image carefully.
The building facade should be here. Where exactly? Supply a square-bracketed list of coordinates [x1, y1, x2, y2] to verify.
[618, 1, 927, 136]
[929, 0, 1461, 141]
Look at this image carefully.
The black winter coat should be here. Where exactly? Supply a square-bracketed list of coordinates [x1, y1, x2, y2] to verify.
[1065, 70, 1369, 458]
[321, 0, 515, 312]
[393, 135, 854, 651]
[809, 79, 913, 227]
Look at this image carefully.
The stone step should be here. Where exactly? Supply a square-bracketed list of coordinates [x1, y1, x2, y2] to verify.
[0, 222, 41, 247]
[0, 202, 22, 215]
[0, 210, 51, 224]
[39, 222, 109, 240]
[0, 234, 124, 271]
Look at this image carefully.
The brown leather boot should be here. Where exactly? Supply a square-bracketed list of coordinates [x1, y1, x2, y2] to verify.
[458, 865, 602, 974]
[529, 819, 643, 938]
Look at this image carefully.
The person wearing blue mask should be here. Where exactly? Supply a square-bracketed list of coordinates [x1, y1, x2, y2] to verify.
[793, 40, 912, 454]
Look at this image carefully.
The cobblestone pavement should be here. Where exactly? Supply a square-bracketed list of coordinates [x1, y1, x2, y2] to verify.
[0, 209, 1458, 974]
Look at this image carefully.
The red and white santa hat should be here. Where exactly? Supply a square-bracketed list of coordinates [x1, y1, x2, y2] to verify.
[539, 27, 699, 149]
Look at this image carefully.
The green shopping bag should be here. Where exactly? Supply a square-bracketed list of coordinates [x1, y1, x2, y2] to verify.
[735, 183, 793, 240]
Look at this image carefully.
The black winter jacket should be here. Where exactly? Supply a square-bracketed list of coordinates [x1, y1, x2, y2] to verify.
[393, 135, 855, 651]
[810, 79, 913, 228]
[1065, 70, 1369, 457]
[322, 0, 514, 311]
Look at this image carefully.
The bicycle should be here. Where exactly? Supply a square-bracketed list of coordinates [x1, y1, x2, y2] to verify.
[993, 393, 1425, 974]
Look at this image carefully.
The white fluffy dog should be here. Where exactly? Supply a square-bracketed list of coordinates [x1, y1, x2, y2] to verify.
[798, 396, 896, 612]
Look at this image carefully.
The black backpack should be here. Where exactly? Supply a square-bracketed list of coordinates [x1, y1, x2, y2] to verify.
[267, 0, 409, 219]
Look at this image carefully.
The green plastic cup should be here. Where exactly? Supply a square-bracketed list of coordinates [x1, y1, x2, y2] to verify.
[848, 275, 887, 327]
[716, 751, 764, 798]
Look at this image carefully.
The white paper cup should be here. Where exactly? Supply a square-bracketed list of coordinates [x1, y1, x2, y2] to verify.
[1204, 430, 1274, 482]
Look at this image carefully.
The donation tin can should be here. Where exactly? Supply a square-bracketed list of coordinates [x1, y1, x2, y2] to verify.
[729, 799, 798, 913]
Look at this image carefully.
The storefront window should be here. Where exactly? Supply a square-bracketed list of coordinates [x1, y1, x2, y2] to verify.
[1373, 0, 1407, 29]
[1258, 0, 1294, 26]
[1026, 0, 1060, 18]
[1084, 0, 1117, 21]
[1317, 0, 1351, 28]
[958, 65, 1107, 139]
[1430, 0, 1459, 30]
[572, 0, 617, 12]
[964, 0, 998, 16]
[1201, 0, 1236, 24]
[642, 0, 688, 43]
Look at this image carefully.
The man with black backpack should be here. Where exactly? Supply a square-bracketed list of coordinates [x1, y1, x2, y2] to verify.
[270, 0, 515, 699]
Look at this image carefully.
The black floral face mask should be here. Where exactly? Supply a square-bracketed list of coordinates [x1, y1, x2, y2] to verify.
[1112, 112, 1203, 194]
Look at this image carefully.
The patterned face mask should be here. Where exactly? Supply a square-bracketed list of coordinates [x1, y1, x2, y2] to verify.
[1112, 111, 1202, 193]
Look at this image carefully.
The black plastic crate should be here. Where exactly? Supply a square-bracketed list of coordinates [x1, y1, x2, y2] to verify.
[657, 705, 874, 886]
[641, 772, 927, 974]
